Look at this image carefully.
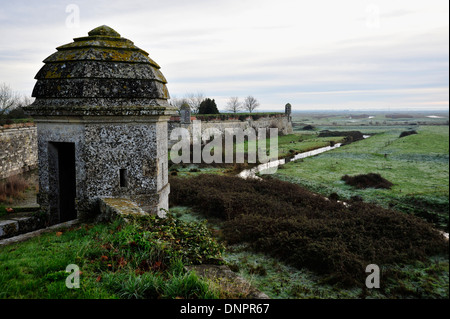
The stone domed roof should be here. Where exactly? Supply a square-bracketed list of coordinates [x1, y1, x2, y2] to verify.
[27, 25, 174, 116]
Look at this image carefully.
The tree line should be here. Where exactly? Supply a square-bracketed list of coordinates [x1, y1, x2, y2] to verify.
[1, 84, 262, 120]
[170, 92, 260, 115]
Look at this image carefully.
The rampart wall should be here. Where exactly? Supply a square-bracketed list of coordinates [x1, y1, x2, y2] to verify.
[168, 114, 293, 147]
[0, 115, 292, 179]
[0, 124, 38, 179]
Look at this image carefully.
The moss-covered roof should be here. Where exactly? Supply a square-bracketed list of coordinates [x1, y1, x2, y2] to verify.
[27, 25, 175, 115]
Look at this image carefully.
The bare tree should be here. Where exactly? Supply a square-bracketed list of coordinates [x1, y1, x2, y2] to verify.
[184, 92, 204, 114]
[17, 95, 34, 108]
[243, 95, 260, 113]
[225, 96, 243, 114]
[0, 83, 19, 116]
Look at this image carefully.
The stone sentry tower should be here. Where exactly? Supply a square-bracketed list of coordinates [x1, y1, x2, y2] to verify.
[285, 103, 292, 122]
[25, 25, 176, 223]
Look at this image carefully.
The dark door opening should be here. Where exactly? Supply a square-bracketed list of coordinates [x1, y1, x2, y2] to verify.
[51, 142, 77, 222]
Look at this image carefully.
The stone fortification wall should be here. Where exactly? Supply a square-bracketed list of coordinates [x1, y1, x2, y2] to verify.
[168, 114, 293, 148]
[0, 124, 38, 179]
[0, 115, 292, 180]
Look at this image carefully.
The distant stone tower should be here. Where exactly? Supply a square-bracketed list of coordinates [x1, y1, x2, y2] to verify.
[179, 104, 191, 124]
[24, 25, 176, 223]
[285, 103, 292, 122]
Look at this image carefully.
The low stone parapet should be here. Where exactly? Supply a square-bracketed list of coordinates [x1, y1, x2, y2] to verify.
[97, 197, 148, 222]
[0, 210, 47, 240]
[0, 125, 37, 179]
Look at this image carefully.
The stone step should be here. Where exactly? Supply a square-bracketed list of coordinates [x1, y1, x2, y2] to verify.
[0, 219, 79, 246]
[0, 211, 47, 240]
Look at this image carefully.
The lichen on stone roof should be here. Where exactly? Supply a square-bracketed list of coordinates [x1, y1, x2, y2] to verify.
[88, 25, 121, 37]
[26, 25, 175, 116]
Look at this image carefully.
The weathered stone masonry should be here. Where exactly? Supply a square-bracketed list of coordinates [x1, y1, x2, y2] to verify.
[0, 124, 38, 179]
[0, 114, 293, 182]
[168, 114, 293, 148]
[24, 25, 176, 224]
[10, 25, 294, 228]
[168, 102, 294, 148]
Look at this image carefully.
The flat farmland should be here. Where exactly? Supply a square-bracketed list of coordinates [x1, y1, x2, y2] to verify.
[274, 123, 449, 231]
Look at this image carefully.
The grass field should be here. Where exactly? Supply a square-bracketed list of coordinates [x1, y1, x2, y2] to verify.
[168, 132, 345, 177]
[166, 115, 449, 298]
[273, 125, 449, 231]
[0, 214, 226, 299]
[291, 110, 449, 131]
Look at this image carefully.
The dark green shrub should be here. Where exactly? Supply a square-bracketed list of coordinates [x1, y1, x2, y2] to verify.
[318, 130, 364, 142]
[399, 130, 417, 138]
[109, 213, 224, 267]
[342, 173, 393, 189]
[170, 175, 448, 286]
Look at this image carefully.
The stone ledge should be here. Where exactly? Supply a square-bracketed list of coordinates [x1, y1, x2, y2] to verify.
[0, 211, 48, 240]
[97, 197, 148, 222]
[0, 220, 19, 239]
[0, 219, 79, 246]
[0, 123, 36, 131]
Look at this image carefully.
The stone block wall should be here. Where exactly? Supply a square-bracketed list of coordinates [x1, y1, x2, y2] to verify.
[0, 212, 48, 240]
[168, 114, 293, 148]
[34, 118, 170, 223]
[0, 124, 38, 179]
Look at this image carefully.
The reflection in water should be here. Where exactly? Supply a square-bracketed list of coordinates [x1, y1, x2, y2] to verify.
[238, 143, 343, 179]
[238, 135, 371, 179]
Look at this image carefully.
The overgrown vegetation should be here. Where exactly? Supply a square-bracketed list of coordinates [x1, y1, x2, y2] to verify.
[0, 175, 30, 206]
[108, 213, 224, 267]
[221, 245, 449, 299]
[169, 174, 448, 287]
[0, 214, 227, 299]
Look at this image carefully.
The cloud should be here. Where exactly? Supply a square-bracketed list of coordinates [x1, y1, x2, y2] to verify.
[0, 0, 448, 110]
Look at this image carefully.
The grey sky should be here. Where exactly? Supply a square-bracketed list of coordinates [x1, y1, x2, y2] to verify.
[0, 0, 448, 111]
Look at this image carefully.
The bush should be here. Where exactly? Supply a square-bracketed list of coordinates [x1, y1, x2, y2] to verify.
[198, 98, 219, 115]
[341, 173, 393, 189]
[328, 192, 340, 201]
[170, 175, 448, 286]
[163, 271, 218, 299]
[102, 272, 163, 299]
[7, 107, 27, 119]
[318, 130, 364, 142]
[399, 130, 417, 138]
[109, 213, 224, 267]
